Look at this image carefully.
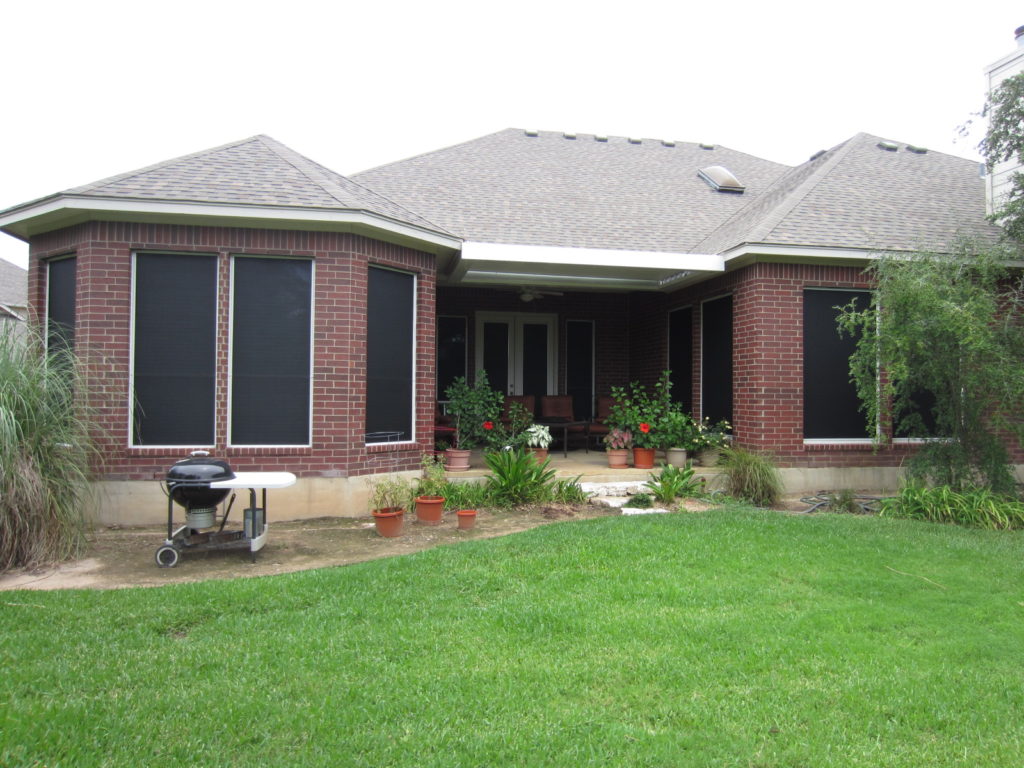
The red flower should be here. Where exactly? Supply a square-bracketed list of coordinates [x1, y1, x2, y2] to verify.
[639, 422, 650, 433]
[483, 421, 494, 430]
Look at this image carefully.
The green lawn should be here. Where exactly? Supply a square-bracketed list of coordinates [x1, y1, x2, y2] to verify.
[2, 507, 1023, 767]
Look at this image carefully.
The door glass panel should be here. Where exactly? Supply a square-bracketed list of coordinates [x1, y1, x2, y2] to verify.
[483, 322, 510, 394]
[521, 323, 548, 403]
[566, 320, 594, 419]
[702, 296, 733, 424]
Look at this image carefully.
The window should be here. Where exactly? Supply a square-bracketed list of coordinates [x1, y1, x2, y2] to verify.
[701, 295, 732, 424]
[132, 253, 217, 446]
[803, 289, 871, 440]
[668, 307, 693, 413]
[437, 316, 467, 399]
[366, 266, 415, 443]
[46, 256, 76, 353]
[230, 257, 312, 446]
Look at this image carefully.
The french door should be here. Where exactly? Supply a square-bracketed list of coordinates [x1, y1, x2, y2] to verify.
[475, 312, 557, 398]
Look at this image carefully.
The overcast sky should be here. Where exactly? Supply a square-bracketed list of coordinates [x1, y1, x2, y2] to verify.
[1, 1, 1020, 269]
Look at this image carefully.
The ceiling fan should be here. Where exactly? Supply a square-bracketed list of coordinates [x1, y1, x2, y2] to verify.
[518, 287, 564, 302]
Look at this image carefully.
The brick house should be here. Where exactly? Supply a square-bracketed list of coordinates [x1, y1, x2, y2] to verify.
[0, 130, 1005, 522]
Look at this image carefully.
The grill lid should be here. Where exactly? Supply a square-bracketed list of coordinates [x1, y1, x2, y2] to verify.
[166, 453, 235, 484]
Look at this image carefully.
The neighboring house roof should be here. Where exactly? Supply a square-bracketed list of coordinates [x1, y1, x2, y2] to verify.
[0, 257, 27, 312]
[352, 128, 791, 253]
[0, 136, 459, 256]
[697, 132, 1000, 256]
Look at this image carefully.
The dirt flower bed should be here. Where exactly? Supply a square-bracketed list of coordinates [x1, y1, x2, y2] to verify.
[0, 504, 621, 591]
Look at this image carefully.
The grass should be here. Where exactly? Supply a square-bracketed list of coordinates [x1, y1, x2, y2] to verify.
[2, 508, 1024, 766]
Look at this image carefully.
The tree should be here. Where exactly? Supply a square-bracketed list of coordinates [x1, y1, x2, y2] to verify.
[981, 72, 1024, 240]
[837, 243, 1024, 493]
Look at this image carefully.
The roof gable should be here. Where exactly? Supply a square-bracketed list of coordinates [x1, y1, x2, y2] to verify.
[698, 133, 1001, 255]
[62, 135, 445, 232]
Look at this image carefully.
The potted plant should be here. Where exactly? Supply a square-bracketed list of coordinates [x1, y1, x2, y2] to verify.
[414, 453, 447, 525]
[368, 474, 414, 538]
[523, 423, 552, 462]
[608, 371, 673, 470]
[662, 408, 696, 466]
[443, 371, 504, 471]
[689, 418, 732, 466]
[602, 428, 633, 468]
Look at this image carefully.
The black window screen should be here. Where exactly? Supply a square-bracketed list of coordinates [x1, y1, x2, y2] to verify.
[437, 316, 467, 398]
[668, 308, 693, 413]
[701, 296, 732, 424]
[133, 253, 217, 445]
[366, 267, 414, 443]
[47, 257, 76, 353]
[566, 320, 594, 420]
[231, 258, 312, 445]
[803, 289, 871, 439]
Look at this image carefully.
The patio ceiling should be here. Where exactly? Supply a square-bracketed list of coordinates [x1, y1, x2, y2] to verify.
[443, 242, 724, 293]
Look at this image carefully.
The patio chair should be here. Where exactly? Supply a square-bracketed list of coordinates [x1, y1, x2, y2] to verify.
[501, 394, 536, 425]
[588, 395, 615, 448]
[540, 395, 588, 451]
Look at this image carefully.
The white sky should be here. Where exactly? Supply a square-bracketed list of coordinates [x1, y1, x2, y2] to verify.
[0, 0, 1020, 269]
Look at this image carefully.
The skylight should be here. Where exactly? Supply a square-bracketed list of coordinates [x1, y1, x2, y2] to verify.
[697, 165, 745, 193]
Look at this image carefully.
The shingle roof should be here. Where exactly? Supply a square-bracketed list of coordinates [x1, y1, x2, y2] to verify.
[63, 135, 447, 234]
[696, 133, 1000, 254]
[351, 129, 790, 253]
[0, 258, 26, 309]
[353, 128, 999, 256]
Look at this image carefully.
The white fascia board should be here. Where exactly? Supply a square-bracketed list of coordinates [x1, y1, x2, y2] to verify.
[721, 243, 877, 263]
[462, 241, 723, 272]
[0, 195, 461, 251]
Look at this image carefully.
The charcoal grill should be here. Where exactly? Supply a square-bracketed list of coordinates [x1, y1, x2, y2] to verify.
[155, 451, 296, 568]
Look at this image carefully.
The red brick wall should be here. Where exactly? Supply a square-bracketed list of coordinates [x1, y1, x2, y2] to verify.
[669, 261, 938, 469]
[29, 222, 436, 481]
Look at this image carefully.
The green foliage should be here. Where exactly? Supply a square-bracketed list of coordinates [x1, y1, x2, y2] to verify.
[608, 370, 674, 448]
[484, 448, 557, 506]
[826, 488, 863, 515]
[367, 474, 415, 512]
[688, 417, 731, 452]
[661, 408, 697, 449]
[523, 423, 552, 449]
[645, 461, 703, 504]
[837, 245, 1024, 492]
[0, 326, 97, 570]
[416, 453, 448, 498]
[880, 484, 1024, 530]
[548, 476, 588, 504]
[980, 71, 1024, 241]
[628, 492, 653, 508]
[443, 371, 504, 450]
[719, 446, 783, 507]
[439, 479, 491, 510]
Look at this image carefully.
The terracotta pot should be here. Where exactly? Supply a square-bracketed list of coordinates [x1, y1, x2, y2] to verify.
[372, 507, 404, 538]
[445, 448, 471, 472]
[632, 447, 655, 469]
[415, 495, 445, 525]
[606, 448, 631, 468]
[457, 509, 477, 530]
[665, 447, 688, 466]
[529, 447, 549, 464]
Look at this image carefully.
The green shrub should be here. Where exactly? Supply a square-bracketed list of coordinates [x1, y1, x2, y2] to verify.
[548, 476, 587, 504]
[827, 488, 863, 515]
[628, 493, 653, 508]
[645, 462, 702, 504]
[880, 484, 1024, 530]
[719, 447, 783, 507]
[440, 479, 492, 510]
[484, 449, 557, 506]
[0, 327, 96, 570]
